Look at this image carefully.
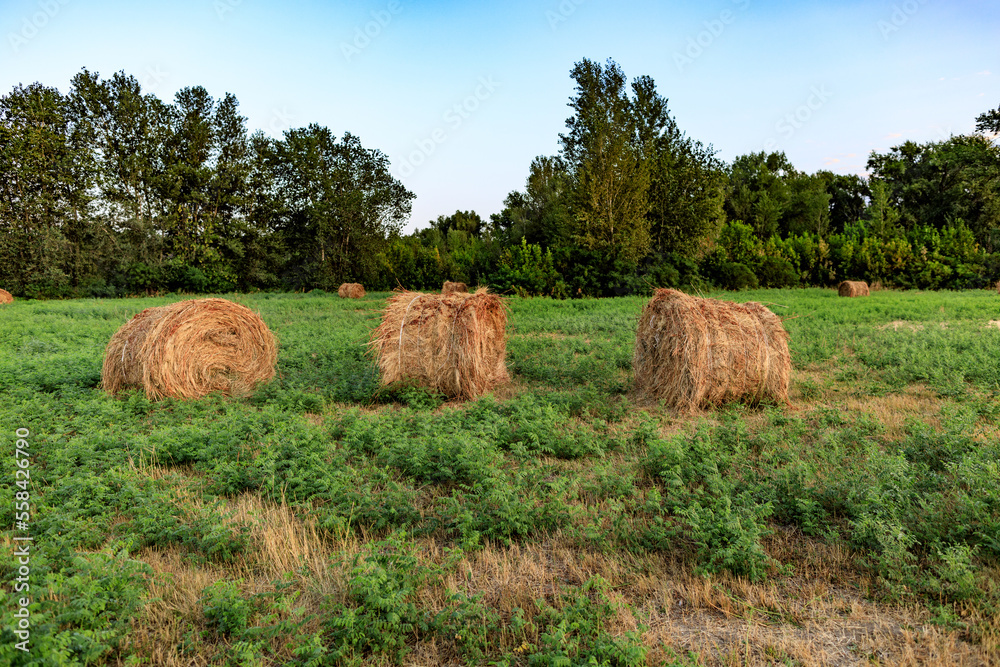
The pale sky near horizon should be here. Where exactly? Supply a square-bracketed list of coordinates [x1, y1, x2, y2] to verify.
[2, 0, 997, 233]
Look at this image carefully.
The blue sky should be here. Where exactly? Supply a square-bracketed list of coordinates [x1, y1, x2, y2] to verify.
[2, 0, 996, 232]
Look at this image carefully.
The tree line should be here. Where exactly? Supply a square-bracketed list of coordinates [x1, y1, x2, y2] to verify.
[2, 61, 999, 298]
[0, 68, 413, 297]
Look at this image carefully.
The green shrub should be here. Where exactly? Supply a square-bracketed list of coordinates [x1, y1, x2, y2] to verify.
[716, 261, 759, 290]
[680, 493, 776, 582]
[756, 255, 799, 287]
[201, 580, 254, 636]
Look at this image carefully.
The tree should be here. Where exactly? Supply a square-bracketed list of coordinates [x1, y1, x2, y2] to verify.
[270, 124, 414, 290]
[67, 69, 171, 266]
[431, 209, 485, 239]
[817, 171, 869, 234]
[209, 92, 251, 282]
[559, 58, 651, 264]
[0, 83, 92, 295]
[644, 119, 726, 257]
[868, 136, 1000, 250]
[725, 152, 832, 239]
[231, 131, 284, 289]
[157, 85, 217, 267]
[975, 103, 1000, 135]
[862, 178, 900, 237]
[724, 151, 792, 239]
[495, 155, 573, 248]
[782, 171, 831, 237]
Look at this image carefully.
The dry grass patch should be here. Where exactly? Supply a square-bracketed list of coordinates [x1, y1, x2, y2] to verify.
[842, 384, 945, 440]
[429, 531, 994, 666]
[120, 495, 361, 666]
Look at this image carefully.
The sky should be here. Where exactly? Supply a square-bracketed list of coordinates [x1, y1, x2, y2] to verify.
[2, 0, 997, 233]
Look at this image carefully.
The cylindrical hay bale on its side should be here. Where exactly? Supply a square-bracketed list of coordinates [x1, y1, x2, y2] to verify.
[338, 283, 366, 299]
[995, 280, 1000, 294]
[838, 280, 870, 297]
[370, 289, 508, 399]
[0, 289, 13, 304]
[442, 281, 468, 294]
[632, 289, 791, 412]
[102, 298, 278, 400]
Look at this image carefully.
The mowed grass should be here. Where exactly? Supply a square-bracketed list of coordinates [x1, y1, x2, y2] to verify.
[1, 287, 999, 666]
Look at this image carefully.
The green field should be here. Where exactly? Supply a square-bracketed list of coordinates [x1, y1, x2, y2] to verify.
[2, 288, 999, 666]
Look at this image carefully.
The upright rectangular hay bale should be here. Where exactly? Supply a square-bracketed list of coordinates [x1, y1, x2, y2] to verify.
[632, 289, 791, 412]
[370, 289, 508, 399]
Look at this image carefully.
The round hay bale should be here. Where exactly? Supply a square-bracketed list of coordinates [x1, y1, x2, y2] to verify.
[632, 289, 791, 412]
[442, 281, 468, 294]
[338, 283, 366, 299]
[0, 289, 13, 304]
[369, 288, 508, 399]
[101, 298, 278, 400]
[995, 279, 1000, 294]
[838, 280, 870, 297]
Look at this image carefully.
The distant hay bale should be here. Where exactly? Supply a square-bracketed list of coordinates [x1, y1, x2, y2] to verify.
[996, 280, 1000, 294]
[442, 281, 468, 294]
[0, 289, 12, 304]
[838, 281, 870, 297]
[338, 283, 366, 299]
[871, 280, 884, 292]
[370, 288, 508, 399]
[632, 289, 791, 412]
[102, 298, 278, 400]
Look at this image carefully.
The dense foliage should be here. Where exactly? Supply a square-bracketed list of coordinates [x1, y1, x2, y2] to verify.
[2, 61, 998, 298]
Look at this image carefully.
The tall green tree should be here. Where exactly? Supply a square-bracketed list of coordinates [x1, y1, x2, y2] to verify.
[783, 171, 831, 237]
[725, 151, 792, 239]
[559, 58, 651, 264]
[158, 85, 218, 267]
[270, 124, 414, 290]
[0, 83, 91, 294]
[209, 92, 251, 281]
[634, 74, 725, 257]
[67, 69, 171, 266]
[495, 155, 573, 248]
